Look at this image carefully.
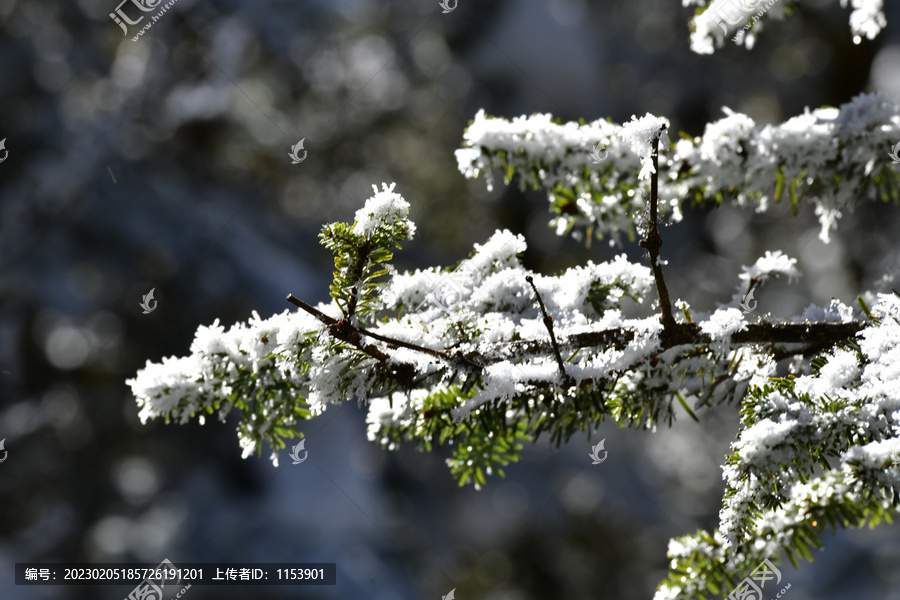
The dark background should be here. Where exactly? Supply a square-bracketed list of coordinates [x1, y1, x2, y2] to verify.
[2, 0, 900, 598]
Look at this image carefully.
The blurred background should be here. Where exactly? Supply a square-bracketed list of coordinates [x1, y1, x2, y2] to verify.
[1, 0, 900, 598]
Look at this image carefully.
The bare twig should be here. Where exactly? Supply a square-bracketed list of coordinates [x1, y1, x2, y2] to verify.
[356, 325, 447, 360]
[287, 294, 337, 325]
[639, 127, 677, 333]
[526, 275, 575, 388]
[287, 294, 482, 373]
[287, 293, 389, 361]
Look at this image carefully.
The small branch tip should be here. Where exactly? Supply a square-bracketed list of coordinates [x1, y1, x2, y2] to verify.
[526, 276, 575, 388]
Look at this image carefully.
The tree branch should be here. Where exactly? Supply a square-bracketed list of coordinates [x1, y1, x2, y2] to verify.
[356, 325, 448, 361]
[290, 296, 863, 390]
[639, 127, 677, 334]
[287, 293, 389, 362]
[464, 322, 864, 365]
[526, 275, 575, 388]
[286, 294, 337, 325]
[287, 294, 482, 373]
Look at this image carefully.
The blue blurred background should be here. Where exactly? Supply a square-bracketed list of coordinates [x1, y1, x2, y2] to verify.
[2, 0, 900, 598]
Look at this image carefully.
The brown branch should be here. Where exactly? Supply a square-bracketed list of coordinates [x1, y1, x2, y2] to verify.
[287, 294, 482, 373]
[572, 322, 863, 352]
[356, 325, 448, 360]
[639, 127, 677, 334]
[287, 294, 338, 325]
[291, 291, 862, 362]
[290, 294, 864, 391]
[287, 293, 389, 362]
[526, 275, 575, 388]
[463, 322, 864, 365]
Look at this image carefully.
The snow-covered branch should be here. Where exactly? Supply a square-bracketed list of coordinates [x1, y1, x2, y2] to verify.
[129, 183, 872, 477]
[457, 94, 900, 244]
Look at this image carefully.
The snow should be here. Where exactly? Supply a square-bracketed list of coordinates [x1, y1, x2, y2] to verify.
[618, 113, 670, 180]
[740, 250, 801, 284]
[366, 391, 429, 449]
[732, 250, 800, 300]
[130, 201, 684, 461]
[844, 438, 900, 469]
[795, 299, 855, 324]
[841, 0, 887, 43]
[689, 0, 790, 54]
[351, 182, 416, 238]
[120, 202, 880, 475]
[699, 308, 747, 341]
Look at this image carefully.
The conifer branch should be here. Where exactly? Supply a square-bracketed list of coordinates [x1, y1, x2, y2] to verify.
[287, 291, 861, 379]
